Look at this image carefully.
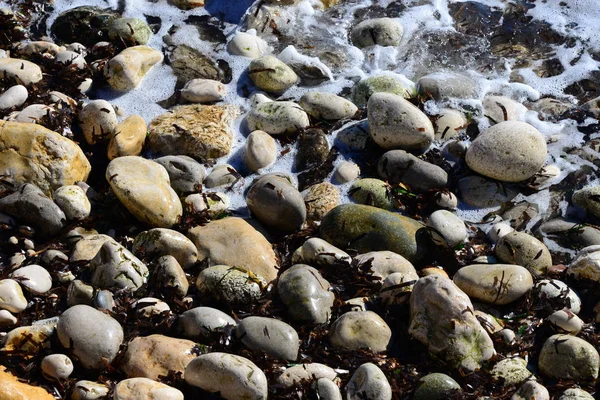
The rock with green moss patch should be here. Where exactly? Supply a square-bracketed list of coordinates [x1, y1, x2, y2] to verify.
[495, 231, 552, 277]
[108, 18, 152, 46]
[349, 178, 394, 210]
[196, 265, 266, 305]
[90, 240, 149, 291]
[453, 264, 533, 305]
[247, 101, 310, 135]
[412, 373, 462, 400]
[352, 75, 414, 106]
[490, 357, 532, 386]
[249, 55, 298, 93]
[539, 334, 599, 380]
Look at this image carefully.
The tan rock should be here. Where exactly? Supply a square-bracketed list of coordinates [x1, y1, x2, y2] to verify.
[147, 104, 239, 161]
[169, 0, 204, 10]
[113, 377, 183, 400]
[0, 367, 54, 400]
[0, 121, 91, 195]
[105, 45, 163, 91]
[106, 156, 182, 228]
[0, 58, 43, 86]
[108, 115, 147, 160]
[303, 182, 340, 221]
[188, 217, 278, 282]
[120, 334, 197, 379]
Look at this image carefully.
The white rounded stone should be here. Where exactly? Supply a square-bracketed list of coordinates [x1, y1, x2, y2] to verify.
[244, 130, 277, 172]
[299, 92, 358, 120]
[427, 210, 467, 248]
[0, 279, 27, 313]
[0, 85, 27, 110]
[9, 265, 52, 294]
[333, 161, 360, 183]
[547, 309, 584, 334]
[79, 100, 118, 145]
[228, 31, 268, 59]
[41, 354, 74, 380]
[53, 185, 91, 220]
[434, 108, 467, 141]
[181, 79, 226, 103]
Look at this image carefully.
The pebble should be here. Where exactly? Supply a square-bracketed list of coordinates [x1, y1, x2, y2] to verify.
[511, 381, 550, 400]
[330, 311, 392, 352]
[412, 373, 462, 400]
[0, 58, 43, 85]
[567, 245, 600, 282]
[79, 100, 118, 145]
[196, 265, 266, 304]
[434, 108, 467, 140]
[299, 92, 358, 120]
[246, 174, 306, 232]
[248, 55, 298, 93]
[237, 316, 299, 360]
[346, 363, 392, 400]
[41, 354, 73, 380]
[188, 217, 279, 282]
[533, 279, 581, 314]
[0, 367, 54, 400]
[409, 275, 495, 370]
[349, 178, 394, 210]
[490, 357, 532, 386]
[351, 18, 403, 48]
[368, 92, 434, 151]
[295, 128, 329, 171]
[465, 121, 548, 182]
[495, 231, 552, 277]
[247, 101, 310, 135]
[133, 228, 198, 269]
[154, 255, 189, 297]
[0, 85, 27, 110]
[106, 156, 183, 228]
[378, 150, 448, 192]
[538, 334, 599, 380]
[454, 264, 534, 305]
[303, 182, 340, 221]
[204, 163, 239, 188]
[120, 334, 197, 380]
[69, 233, 112, 262]
[56, 50, 86, 68]
[184, 191, 230, 216]
[380, 271, 418, 304]
[458, 175, 518, 208]
[559, 388, 595, 400]
[333, 161, 360, 183]
[9, 264, 52, 294]
[133, 297, 170, 317]
[483, 95, 526, 122]
[179, 306, 236, 339]
[293, 237, 351, 266]
[90, 239, 149, 291]
[313, 378, 343, 400]
[181, 78, 226, 103]
[3, 321, 55, 356]
[107, 115, 147, 160]
[228, 31, 268, 58]
[105, 45, 163, 91]
[427, 210, 468, 248]
[108, 17, 152, 45]
[93, 290, 115, 311]
[12, 104, 53, 124]
[352, 75, 414, 106]
[244, 130, 277, 172]
[278, 363, 337, 387]
[71, 380, 109, 400]
[66, 280, 94, 306]
[113, 378, 183, 400]
[0, 309, 17, 325]
[547, 309, 584, 333]
[278, 264, 334, 324]
[57, 304, 124, 370]
[53, 185, 91, 220]
[354, 250, 417, 280]
[153, 155, 205, 195]
[0, 279, 27, 313]
[573, 186, 600, 218]
[416, 72, 478, 100]
[184, 353, 268, 400]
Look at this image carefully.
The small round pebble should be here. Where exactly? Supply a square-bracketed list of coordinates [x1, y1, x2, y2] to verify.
[41, 354, 73, 380]
[9, 265, 52, 294]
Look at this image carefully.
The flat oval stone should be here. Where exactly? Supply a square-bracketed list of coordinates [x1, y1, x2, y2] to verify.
[247, 174, 306, 233]
[417, 72, 478, 100]
[352, 75, 414, 107]
[495, 231, 552, 277]
[490, 357, 532, 386]
[453, 264, 533, 305]
[320, 204, 428, 264]
[313, 378, 342, 400]
[294, 237, 351, 266]
[512, 381, 550, 400]
[483, 95, 526, 122]
[458, 175, 518, 208]
[299, 92, 357, 120]
[380, 271, 418, 305]
[133, 228, 198, 269]
[573, 186, 600, 218]
[330, 311, 391, 352]
[184, 353, 268, 400]
[368, 92, 434, 151]
[539, 334, 599, 380]
[248, 55, 298, 93]
[409, 275, 495, 370]
[277, 264, 334, 324]
[53, 185, 91, 220]
[108, 17, 152, 45]
[278, 363, 337, 387]
[57, 305, 124, 370]
[106, 156, 183, 228]
[568, 245, 600, 282]
[237, 316, 299, 361]
[179, 307, 237, 340]
[465, 121, 547, 182]
[0, 58, 42, 85]
[90, 240, 149, 291]
[378, 149, 448, 192]
[427, 210, 467, 248]
[412, 373, 462, 400]
[204, 164, 238, 188]
[0, 85, 27, 110]
[247, 101, 310, 135]
[113, 378, 183, 400]
[346, 363, 391, 400]
[0, 366, 55, 400]
[9, 265, 52, 294]
[41, 354, 73, 380]
[559, 388, 595, 400]
[196, 265, 265, 304]
[547, 309, 584, 333]
[303, 182, 340, 221]
[153, 155, 205, 195]
[0, 279, 27, 313]
[351, 18, 403, 48]
[108, 115, 147, 160]
[181, 78, 226, 103]
[120, 334, 197, 380]
[354, 250, 416, 280]
[434, 108, 467, 141]
[244, 130, 277, 172]
[228, 31, 267, 58]
[333, 161, 360, 183]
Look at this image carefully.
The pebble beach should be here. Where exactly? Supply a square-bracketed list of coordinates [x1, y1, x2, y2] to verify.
[0, 0, 600, 399]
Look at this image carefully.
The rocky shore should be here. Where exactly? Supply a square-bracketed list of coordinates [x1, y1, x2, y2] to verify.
[0, 0, 599, 399]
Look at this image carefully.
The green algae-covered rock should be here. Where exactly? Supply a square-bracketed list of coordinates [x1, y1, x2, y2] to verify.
[352, 75, 414, 107]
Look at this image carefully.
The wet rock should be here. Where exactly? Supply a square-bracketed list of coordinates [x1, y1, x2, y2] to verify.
[427, 210, 467, 248]
[0, 85, 27, 110]
[412, 373, 462, 400]
[109, 18, 152, 46]
[378, 150, 448, 192]
[354, 250, 416, 280]
[300, 92, 357, 120]
[66, 280, 94, 306]
[237, 316, 299, 361]
[181, 78, 226, 103]
[458, 175, 518, 208]
[349, 178, 394, 210]
[313, 378, 342, 400]
[0, 279, 27, 313]
[559, 388, 595, 400]
[147, 104, 239, 160]
[155, 255, 189, 297]
[228, 31, 268, 58]
[108, 115, 147, 160]
[71, 380, 109, 400]
[409, 275, 495, 370]
[0, 121, 91, 195]
[277, 264, 334, 324]
[188, 217, 278, 282]
[538, 334, 599, 380]
[465, 121, 547, 182]
[90, 240, 149, 291]
[433, 108, 467, 141]
[453, 264, 533, 305]
[511, 381, 549, 400]
[133, 228, 198, 270]
[153, 155, 205, 195]
[345, 363, 391, 400]
[196, 265, 265, 304]
[295, 129, 329, 171]
[547, 309, 584, 333]
[185, 353, 268, 400]
[249, 55, 298, 93]
[568, 245, 600, 283]
[79, 100, 118, 145]
[107, 156, 183, 228]
[50, 6, 119, 47]
[113, 378, 183, 400]
[0, 58, 42, 86]
[495, 231, 552, 277]
[320, 204, 427, 263]
[352, 75, 414, 106]
[247, 101, 310, 135]
[573, 186, 600, 218]
[368, 92, 434, 151]
[351, 18, 403, 48]
[278, 363, 337, 387]
[533, 279, 581, 314]
[333, 161, 360, 183]
[9, 265, 52, 294]
[244, 130, 277, 172]
[0, 367, 54, 399]
[120, 334, 197, 379]
[292, 237, 351, 266]
[490, 357, 532, 386]
[303, 182, 340, 221]
[41, 354, 73, 380]
[169, 45, 222, 85]
[57, 305, 124, 370]
[105, 45, 163, 91]
[0, 183, 66, 238]
[417, 72, 478, 100]
[179, 307, 236, 339]
[483, 95, 526, 123]
[540, 219, 600, 249]
[246, 174, 306, 232]
[204, 164, 239, 188]
[330, 311, 391, 352]
[53, 185, 91, 221]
